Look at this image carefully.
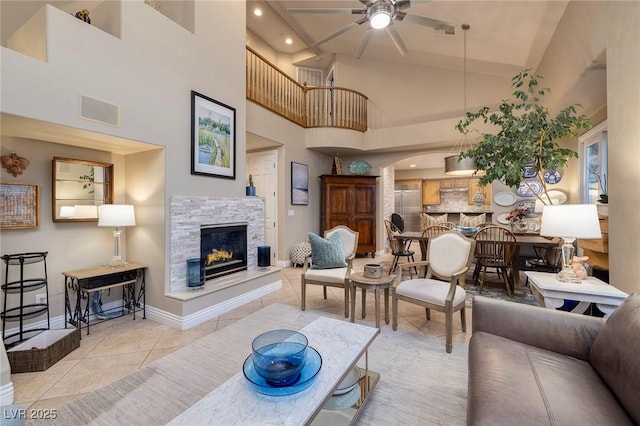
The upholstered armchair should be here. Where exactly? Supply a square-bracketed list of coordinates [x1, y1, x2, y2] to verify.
[392, 231, 476, 353]
[301, 225, 359, 318]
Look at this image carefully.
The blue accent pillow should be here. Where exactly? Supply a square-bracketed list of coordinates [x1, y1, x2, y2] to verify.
[308, 232, 347, 269]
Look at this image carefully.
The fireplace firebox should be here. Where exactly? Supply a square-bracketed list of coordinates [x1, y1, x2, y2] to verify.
[200, 223, 248, 281]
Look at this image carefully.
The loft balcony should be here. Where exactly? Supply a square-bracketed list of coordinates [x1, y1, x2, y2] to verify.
[246, 46, 368, 133]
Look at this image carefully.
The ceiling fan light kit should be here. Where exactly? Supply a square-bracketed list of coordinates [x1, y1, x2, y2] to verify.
[288, 0, 456, 58]
[369, 2, 394, 29]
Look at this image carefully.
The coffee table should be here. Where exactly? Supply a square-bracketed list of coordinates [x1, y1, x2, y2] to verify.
[350, 272, 395, 328]
[525, 271, 628, 315]
[168, 316, 379, 425]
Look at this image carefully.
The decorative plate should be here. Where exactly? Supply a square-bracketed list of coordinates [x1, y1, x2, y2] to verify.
[243, 346, 322, 396]
[539, 189, 568, 205]
[516, 200, 536, 212]
[516, 180, 543, 197]
[349, 160, 372, 175]
[496, 213, 511, 225]
[493, 191, 518, 207]
[543, 170, 562, 185]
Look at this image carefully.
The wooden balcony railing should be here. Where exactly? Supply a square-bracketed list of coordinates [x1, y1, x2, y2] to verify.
[246, 46, 368, 132]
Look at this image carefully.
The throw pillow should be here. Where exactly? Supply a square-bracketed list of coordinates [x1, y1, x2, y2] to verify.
[308, 232, 347, 269]
[421, 213, 448, 229]
[459, 213, 486, 227]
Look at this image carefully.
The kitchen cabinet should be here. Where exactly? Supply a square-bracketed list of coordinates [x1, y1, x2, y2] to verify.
[422, 180, 440, 205]
[468, 178, 492, 206]
[320, 175, 377, 257]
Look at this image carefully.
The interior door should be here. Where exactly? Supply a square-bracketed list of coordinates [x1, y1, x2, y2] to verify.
[247, 150, 277, 265]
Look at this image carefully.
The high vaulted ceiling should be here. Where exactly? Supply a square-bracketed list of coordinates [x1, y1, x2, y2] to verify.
[246, 1, 607, 171]
[247, 0, 569, 76]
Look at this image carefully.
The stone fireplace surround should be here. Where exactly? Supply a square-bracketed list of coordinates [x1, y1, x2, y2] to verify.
[170, 196, 265, 293]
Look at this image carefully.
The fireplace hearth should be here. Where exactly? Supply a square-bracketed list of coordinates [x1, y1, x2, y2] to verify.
[201, 223, 248, 280]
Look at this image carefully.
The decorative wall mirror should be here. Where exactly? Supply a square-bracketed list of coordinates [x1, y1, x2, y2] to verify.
[52, 157, 114, 222]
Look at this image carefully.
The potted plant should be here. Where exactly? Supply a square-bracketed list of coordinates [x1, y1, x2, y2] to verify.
[456, 69, 592, 205]
[589, 169, 608, 204]
[246, 174, 256, 196]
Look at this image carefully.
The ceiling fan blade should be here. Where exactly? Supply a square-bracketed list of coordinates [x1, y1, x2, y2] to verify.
[400, 13, 456, 35]
[311, 20, 364, 48]
[354, 29, 374, 59]
[288, 8, 363, 15]
[385, 25, 408, 56]
[395, 0, 412, 10]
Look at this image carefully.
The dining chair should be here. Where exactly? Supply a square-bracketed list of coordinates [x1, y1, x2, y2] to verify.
[385, 220, 415, 273]
[391, 213, 405, 233]
[524, 244, 563, 286]
[391, 231, 476, 353]
[301, 225, 359, 318]
[473, 225, 517, 297]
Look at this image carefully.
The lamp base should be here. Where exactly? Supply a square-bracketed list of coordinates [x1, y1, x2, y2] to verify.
[556, 267, 581, 283]
[106, 256, 128, 267]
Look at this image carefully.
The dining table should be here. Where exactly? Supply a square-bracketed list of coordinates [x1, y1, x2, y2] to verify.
[394, 230, 561, 296]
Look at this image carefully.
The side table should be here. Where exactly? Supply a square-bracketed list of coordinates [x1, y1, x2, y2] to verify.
[525, 271, 628, 315]
[350, 272, 395, 328]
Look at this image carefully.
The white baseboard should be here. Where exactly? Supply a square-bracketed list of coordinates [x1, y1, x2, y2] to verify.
[146, 280, 282, 330]
[4, 281, 282, 338]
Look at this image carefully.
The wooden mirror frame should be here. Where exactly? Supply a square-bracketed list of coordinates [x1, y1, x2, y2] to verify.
[52, 157, 114, 223]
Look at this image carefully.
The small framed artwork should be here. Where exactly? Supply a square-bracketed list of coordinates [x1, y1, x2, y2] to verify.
[191, 90, 236, 179]
[0, 183, 40, 229]
[291, 162, 309, 205]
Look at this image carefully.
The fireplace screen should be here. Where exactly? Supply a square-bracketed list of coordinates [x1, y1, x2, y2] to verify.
[200, 223, 247, 280]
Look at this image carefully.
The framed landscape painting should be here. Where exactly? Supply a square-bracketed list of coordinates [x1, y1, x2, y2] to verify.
[291, 162, 309, 205]
[191, 91, 236, 179]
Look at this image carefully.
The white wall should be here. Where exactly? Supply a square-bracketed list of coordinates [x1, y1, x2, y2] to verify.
[1, 1, 247, 317]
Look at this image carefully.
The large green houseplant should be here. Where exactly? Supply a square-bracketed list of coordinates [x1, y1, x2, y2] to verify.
[456, 69, 592, 205]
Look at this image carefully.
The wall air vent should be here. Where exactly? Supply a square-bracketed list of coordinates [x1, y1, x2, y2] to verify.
[79, 95, 120, 127]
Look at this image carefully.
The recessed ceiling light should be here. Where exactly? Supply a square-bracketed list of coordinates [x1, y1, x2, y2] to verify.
[254, 8, 262, 17]
[285, 38, 293, 45]
[409, 164, 417, 168]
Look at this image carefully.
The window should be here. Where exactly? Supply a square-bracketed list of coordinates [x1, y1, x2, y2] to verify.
[579, 121, 608, 204]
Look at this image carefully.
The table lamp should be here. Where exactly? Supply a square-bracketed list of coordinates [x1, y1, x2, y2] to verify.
[539, 204, 601, 282]
[98, 204, 136, 266]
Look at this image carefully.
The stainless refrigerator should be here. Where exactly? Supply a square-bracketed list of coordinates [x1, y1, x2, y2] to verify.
[394, 181, 422, 232]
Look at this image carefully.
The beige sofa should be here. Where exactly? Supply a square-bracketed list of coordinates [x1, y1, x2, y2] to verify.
[467, 293, 640, 425]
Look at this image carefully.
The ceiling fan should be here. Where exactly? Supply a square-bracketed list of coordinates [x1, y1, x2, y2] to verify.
[288, 0, 456, 59]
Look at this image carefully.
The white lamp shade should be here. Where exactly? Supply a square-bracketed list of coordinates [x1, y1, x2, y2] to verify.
[539, 204, 601, 239]
[98, 204, 136, 227]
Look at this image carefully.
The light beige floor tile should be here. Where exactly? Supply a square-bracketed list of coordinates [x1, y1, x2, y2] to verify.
[84, 325, 163, 357]
[42, 351, 148, 399]
[142, 347, 179, 367]
[153, 319, 218, 349]
[11, 372, 65, 404]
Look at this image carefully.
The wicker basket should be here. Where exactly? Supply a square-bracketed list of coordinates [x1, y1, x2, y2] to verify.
[7, 328, 80, 373]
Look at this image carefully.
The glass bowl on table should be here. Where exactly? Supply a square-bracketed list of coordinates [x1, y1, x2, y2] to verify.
[251, 329, 308, 387]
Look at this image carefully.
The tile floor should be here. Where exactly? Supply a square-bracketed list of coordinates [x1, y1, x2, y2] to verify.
[10, 251, 486, 415]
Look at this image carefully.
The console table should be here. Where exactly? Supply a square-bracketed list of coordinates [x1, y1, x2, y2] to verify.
[525, 271, 628, 315]
[63, 263, 146, 335]
[168, 316, 380, 425]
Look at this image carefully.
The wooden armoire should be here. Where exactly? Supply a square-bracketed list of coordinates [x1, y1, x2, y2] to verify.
[319, 174, 378, 257]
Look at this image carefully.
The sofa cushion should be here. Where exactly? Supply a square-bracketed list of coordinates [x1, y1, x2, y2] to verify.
[590, 291, 640, 424]
[307, 232, 347, 269]
[468, 332, 634, 425]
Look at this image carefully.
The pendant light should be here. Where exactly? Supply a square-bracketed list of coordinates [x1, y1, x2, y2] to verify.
[445, 24, 479, 176]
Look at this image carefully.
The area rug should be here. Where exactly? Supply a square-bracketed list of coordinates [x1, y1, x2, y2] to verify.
[32, 304, 468, 425]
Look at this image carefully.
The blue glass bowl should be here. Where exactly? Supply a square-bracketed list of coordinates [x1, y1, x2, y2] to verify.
[251, 329, 308, 387]
[243, 346, 322, 396]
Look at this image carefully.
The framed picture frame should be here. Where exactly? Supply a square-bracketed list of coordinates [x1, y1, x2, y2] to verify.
[191, 90, 236, 179]
[291, 162, 309, 205]
[0, 183, 40, 229]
